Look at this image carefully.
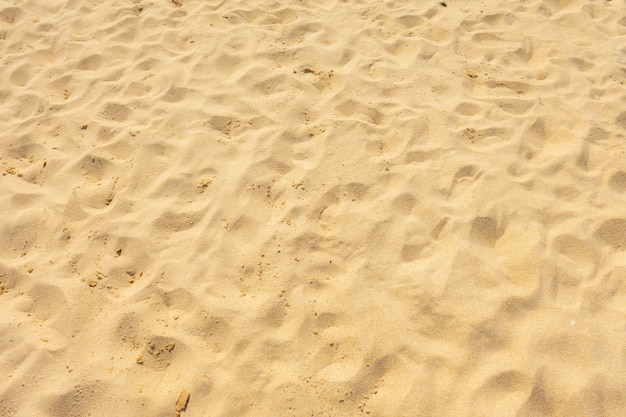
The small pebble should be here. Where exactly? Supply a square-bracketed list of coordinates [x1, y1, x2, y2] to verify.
[176, 390, 190, 412]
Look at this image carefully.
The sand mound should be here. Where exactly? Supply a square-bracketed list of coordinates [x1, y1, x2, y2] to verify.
[1, 0, 625, 416]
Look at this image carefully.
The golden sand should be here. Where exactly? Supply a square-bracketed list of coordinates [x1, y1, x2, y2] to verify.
[1, 0, 625, 416]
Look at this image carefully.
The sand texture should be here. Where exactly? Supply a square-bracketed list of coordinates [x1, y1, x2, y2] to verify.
[1, 0, 626, 416]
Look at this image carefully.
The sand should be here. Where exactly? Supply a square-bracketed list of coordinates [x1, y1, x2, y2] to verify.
[1, 0, 625, 416]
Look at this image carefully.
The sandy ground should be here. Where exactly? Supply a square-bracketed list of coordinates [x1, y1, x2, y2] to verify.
[1, 0, 625, 416]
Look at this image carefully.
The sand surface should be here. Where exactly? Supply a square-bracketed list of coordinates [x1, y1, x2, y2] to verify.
[1, 0, 626, 416]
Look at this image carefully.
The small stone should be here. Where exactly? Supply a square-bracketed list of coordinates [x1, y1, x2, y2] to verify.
[175, 390, 190, 412]
[88, 280, 97, 287]
[27, 266, 34, 273]
[136, 355, 144, 365]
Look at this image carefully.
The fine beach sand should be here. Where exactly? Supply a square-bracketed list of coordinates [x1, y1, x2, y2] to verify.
[1, 0, 626, 416]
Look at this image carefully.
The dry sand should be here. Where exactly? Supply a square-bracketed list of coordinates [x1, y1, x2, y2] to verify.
[1, 0, 626, 416]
